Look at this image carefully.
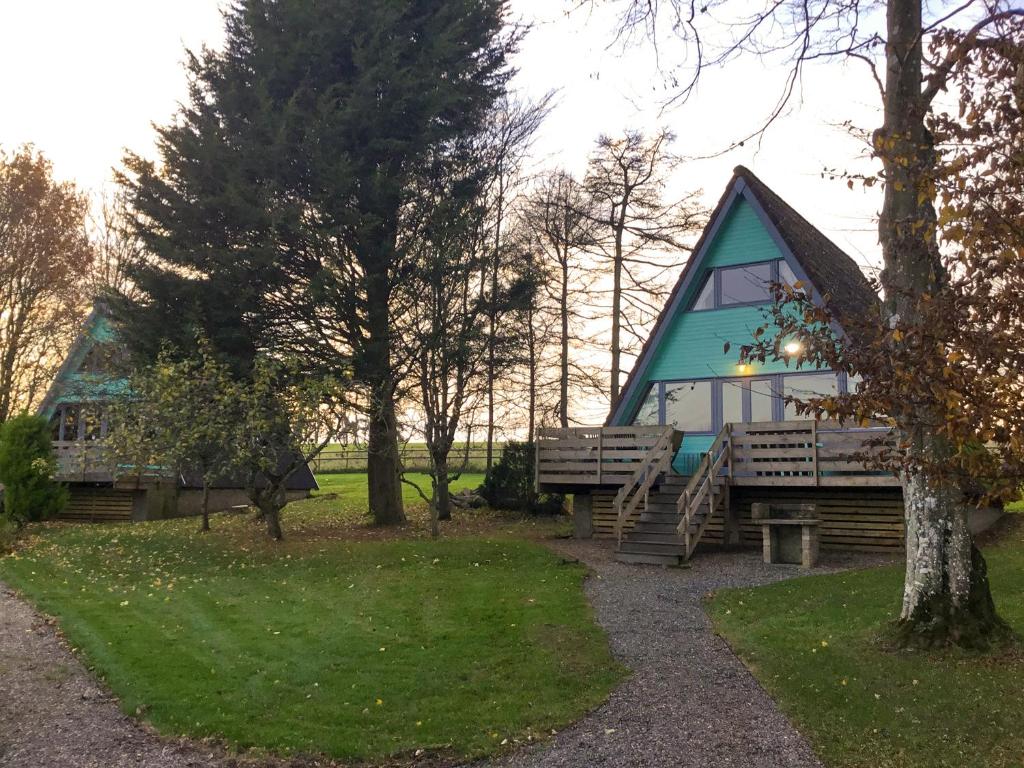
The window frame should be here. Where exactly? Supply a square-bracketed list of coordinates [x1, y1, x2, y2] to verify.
[688, 258, 795, 312]
[630, 370, 849, 433]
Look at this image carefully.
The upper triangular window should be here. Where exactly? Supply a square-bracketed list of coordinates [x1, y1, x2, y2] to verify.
[690, 274, 714, 311]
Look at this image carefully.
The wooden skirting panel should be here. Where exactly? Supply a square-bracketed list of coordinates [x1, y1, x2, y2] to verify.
[59, 486, 136, 523]
[591, 490, 641, 539]
[715, 487, 905, 553]
[587, 486, 904, 553]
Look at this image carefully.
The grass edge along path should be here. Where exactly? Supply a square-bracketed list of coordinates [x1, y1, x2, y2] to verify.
[0, 514, 624, 763]
[707, 509, 1024, 768]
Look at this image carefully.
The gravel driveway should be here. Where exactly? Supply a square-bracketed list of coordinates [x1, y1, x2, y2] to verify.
[0, 543, 889, 768]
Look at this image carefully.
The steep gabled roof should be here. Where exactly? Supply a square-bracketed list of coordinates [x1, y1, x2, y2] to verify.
[738, 168, 878, 325]
[37, 301, 116, 418]
[608, 165, 879, 425]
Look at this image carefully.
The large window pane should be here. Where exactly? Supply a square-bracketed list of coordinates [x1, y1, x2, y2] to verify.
[691, 274, 714, 310]
[665, 381, 712, 432]
[632, 384, 660, 426]
[750, 379, 775, 422]
[721, 380, 743, 425]
[719, 262, 772, 306]
[784, 373, 839, 420]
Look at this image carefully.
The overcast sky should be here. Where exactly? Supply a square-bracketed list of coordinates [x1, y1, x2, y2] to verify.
[0, 0, 887, 273]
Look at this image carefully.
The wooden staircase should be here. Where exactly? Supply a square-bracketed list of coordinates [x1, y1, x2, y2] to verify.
[614, 425, 732, 566]
[616, 473, 690, 565]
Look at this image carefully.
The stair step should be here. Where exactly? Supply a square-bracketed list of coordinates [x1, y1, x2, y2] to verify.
[615, 552, 684, 566]
[630, 522, 679, 534]
[645, 501, 678, 513]
[617, 540, 686, 555]
[623, 533, 684, 545]
[638, 512, 679, 524]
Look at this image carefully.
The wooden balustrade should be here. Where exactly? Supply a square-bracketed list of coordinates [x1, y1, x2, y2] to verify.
[535, 426, 681, 490]
[728, 420, 899, 487]
[610, 427, 679, 545]
[52, 440, 110, 482]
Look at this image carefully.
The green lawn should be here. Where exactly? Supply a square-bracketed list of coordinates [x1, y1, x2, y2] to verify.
[313, 471, 484, 506]
[709, 510, 1024, 768]
[0, 484, 619, 762]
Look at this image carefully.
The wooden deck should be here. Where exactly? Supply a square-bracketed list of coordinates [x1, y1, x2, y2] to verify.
[537, 421, 898, 492]
[539, 420, 902, 561]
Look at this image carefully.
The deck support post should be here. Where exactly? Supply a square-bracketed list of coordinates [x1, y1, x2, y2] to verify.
[722, 485, 741, 547]
[572, 493, 593, 539]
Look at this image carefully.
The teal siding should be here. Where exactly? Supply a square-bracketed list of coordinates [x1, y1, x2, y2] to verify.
[702, 199, 782, 268]
[645, 305, 793, 381]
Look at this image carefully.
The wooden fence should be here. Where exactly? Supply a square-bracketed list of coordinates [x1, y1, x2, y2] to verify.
[310, 446, 501, 474]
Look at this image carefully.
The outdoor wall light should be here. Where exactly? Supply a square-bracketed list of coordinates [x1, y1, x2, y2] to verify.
[784, 341, 803, 355]
[736, 363, 753, 375]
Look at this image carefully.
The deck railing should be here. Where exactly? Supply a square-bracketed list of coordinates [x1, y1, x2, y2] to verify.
[535, 426, 681, 490]
[53, 440, 110, 481]
[728, 420, 899, 486]
[610, 426, 679, 545]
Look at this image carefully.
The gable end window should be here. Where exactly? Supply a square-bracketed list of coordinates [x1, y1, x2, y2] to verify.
[689, 259, 799, 310]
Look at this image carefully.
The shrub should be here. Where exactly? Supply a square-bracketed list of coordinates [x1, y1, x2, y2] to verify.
[0, 413, 67, 525]
[478, 441, 564, 514]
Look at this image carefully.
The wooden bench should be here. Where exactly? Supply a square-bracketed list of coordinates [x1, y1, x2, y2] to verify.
[752, 502, 820, 568]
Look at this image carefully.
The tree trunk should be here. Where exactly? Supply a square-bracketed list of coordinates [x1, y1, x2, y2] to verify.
[879, 0, 1004, 647]
[365, 269, 406, 526]
[486, 173, 505, 471]
[433, 455, 452, 524]
[527, 305, 537, 440]
[559, 250, 570, 428]
[610, 209, 624, 403]
[895, 471, 1003, 647]
[200, 479, 211, 532]
[262, 498, 284, 541]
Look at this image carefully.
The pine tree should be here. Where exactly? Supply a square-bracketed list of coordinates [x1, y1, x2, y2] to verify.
[115, 0, 515, 525]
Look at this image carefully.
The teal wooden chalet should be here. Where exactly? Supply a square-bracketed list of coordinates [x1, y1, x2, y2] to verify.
[536, 167, 904, 564]
[38, 304, 316, 522]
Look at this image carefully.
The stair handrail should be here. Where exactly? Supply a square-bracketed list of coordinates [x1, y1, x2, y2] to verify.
[676, 424, 731, 552]
[613, 426, 678, 546]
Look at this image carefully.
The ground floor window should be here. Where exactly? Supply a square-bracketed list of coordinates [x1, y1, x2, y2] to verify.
[664, 381, 713, 432]
[630, 371, 847, 432]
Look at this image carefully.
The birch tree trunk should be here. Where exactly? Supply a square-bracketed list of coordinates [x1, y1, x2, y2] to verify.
[879, 0, 1004, 648]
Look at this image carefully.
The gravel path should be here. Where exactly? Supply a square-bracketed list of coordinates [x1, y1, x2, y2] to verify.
[476, 541, 893, 768]
[0, 544, 891, 768]
[0, 582, 243, 768]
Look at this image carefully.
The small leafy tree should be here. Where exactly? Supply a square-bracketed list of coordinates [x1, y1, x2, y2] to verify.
[106, 340, 240, 532]
[235, 357, 351, 540]
[0, 413, 67, 525]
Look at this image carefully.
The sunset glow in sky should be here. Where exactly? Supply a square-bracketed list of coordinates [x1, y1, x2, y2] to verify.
[0, 0, 887, 272]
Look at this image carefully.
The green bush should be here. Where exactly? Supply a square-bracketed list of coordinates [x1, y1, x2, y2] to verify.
[478, 441, 564, 514]
[0, 413, 67, 525]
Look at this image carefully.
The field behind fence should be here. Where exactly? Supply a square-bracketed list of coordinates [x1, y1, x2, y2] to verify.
[311, 443, 503, 474]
